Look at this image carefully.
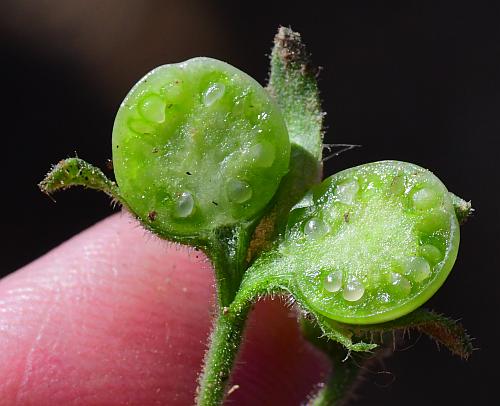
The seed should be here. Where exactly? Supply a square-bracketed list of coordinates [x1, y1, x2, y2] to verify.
[336, 179, 359, 204]
[128, 119, 155, 134]
[420, 244, 442, 263]
[406, 257, 431, 282]
[304, 218, 329, 238]
[204, 83, 225, 106]
[417, 210, 449, 234]
[174, 192, 195, 218]
[139, 94, 166, 123]
[247, 141, 275, 168]
[389, 173, 405, 195]
[390, 272, 412, 296]
[411, 187, 440, 210]
[227, 179, 252, 203]
[323, 270, 343, 292]
[343, 279, 365, 301]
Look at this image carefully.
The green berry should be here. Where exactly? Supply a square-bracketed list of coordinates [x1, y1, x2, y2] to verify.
[282, 161, 460, 324]
[112, 57, 290, 240]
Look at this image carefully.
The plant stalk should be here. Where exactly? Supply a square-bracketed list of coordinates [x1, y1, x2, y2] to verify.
[196, 225, 253, 406]
[196, 302, 251, 406]
[308, 355, 361, 406]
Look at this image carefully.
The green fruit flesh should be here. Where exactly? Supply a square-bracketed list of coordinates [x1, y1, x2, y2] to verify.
[112, 57, 290, 239]
[283, 161, 459, 324]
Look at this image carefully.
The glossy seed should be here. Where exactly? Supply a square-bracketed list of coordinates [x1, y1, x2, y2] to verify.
[420, 244, 442, 263]
[227, 179, 252, 203]
[390, 272, 412, 296]
[204, 83, 225, 106]
[417, 210, 449, 234]
[247, 141, 275, 167]
[128, 119, 156, 134]
[139, 94, 166, 123]
[174, 192, 195, 218]
[336, 179, 359, 204]
[406, 257, 431, 282]
[389, 173, 405, 195]
[343, 279, 365, 302]
[412, 187, 440, 210]
[323, 270, 343, 292]
[304, 218, 329, 238]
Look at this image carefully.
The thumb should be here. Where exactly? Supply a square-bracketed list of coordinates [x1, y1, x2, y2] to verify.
[0, 213, 329, 405]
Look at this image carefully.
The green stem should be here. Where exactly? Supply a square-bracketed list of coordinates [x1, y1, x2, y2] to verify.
[301, 319, 363, 405]
[206, 225, 251, 308]
[196, 225, 254, 406]
[308, 354, 361, 406]
[196, 302, 251, 406]
[196, 248, 289, 406]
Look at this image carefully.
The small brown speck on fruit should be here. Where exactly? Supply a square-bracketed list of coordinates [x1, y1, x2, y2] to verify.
[148, 211, 157, 221]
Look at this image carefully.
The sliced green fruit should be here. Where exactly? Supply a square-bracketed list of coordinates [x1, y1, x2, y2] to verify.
[281, 161, 460, 324]
[112, 57, 290, 240]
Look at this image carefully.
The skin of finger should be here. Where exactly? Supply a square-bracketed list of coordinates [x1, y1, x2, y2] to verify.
[0, 213, 329, 405]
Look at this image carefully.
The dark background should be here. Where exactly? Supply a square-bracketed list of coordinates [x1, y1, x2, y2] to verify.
[1, 1, 497, 404]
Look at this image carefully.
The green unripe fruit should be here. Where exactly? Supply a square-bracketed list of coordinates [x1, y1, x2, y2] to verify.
[282, 161, 460, 324]
[112, 57, 290, 240]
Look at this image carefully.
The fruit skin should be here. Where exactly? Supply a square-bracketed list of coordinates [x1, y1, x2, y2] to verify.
[281, 161, 460, 325]
[112, 57, 290, 242]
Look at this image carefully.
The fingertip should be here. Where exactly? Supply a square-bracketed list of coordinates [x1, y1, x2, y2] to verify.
[0, 213, 215, 405]
[0, 213, 330, 405]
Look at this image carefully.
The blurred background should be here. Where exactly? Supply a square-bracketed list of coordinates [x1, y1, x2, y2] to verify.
[0, 0, 497, 404]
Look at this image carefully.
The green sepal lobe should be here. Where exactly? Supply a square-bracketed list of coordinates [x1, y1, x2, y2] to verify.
[354, 308, 473, 359]
[307, 307, 473, 359]
[313, 314, 378, 352]
[248, 27, 325, 259]
[450, 192, 474, 225]
[267, 26, 324, 161]
[39, 158, 122, 203]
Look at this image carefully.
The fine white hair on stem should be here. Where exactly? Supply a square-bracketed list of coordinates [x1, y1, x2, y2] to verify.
[322, 143, 361, 162]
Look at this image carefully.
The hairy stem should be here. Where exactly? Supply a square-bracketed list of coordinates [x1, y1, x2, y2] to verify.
[196, 249, 290, 406]
[198, 27, 326, 406]
[196, 225, 254, 406]
[308, 355, 361, 406]
[206, 225, 252, 307]
[196, 302, 251, 406]
[302, 319, 380, 406]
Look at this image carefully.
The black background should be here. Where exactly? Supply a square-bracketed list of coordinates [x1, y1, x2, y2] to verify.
[0, 1, 497, 404]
